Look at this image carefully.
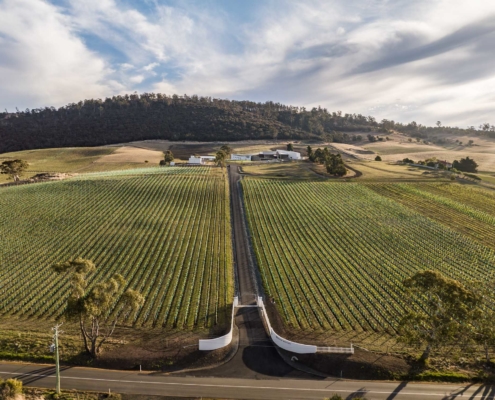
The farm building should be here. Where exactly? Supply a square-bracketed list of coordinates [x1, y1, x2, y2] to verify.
[188, 155, 216, 164]
[436, 160, 453, 169]
[230, 150, 301, 161]
[231, 154, 253, 161]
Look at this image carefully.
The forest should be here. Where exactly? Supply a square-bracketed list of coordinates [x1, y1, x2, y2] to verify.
[1, 93, 493, 153]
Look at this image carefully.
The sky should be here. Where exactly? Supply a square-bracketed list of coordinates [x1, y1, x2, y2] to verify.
[1, 0, 494, 127]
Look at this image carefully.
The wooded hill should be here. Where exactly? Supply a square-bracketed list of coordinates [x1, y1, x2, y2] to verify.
[0, 93, 489, 153]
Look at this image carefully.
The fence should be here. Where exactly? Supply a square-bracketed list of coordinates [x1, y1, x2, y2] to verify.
[198, 297, 238, 351]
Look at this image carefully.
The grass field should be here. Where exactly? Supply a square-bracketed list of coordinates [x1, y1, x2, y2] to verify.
[0, 146, 165, 184]
[0, 166, 233, 331]
[242, 178, 495, 340]
[331, 134, 495, 172]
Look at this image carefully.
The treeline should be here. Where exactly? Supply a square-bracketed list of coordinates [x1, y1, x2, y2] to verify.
[0, 92, 493, 153]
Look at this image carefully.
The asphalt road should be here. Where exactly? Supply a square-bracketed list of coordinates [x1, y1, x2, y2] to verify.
[191, 165, 311, 380]
[1, 362, 495, 399]
[228, 164, 258, 305]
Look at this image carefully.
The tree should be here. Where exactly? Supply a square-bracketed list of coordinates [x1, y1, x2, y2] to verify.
[313, 148, 325, 164]
[214, 150, 227, 169]
[306, 145, 313, 159]
[325, 153, 347, 176]
[0, 159, 28, 181]
[403, 158, 414, 164]
[436, 121, 441, 127]
[375, 155, 382, 161]
[398, 270, 479, 362]
[161, 150, 174, 165]
[469, 280, 495, 363]
[52, 258, 144, 358]
[453, 157, 478, 173]
[220, 145, 232, 156]
[287, 143, 294, 151]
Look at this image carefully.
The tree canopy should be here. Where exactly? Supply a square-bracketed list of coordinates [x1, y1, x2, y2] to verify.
[160, 150, 174, 165]
[1, 93, 490, 154]
[398, 270, 479, 362]
[453, 157, 478, 173]
[52, 257, 144, 358]
[214, 150, 227, 169]
[0, 159, 28, 181]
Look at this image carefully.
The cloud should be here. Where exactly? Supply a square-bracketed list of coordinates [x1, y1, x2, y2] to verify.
[143, 62, 159, 72]
[354, 15, 495, 74]
[0, 0, 115, 111]
[1, 0, 495, 127]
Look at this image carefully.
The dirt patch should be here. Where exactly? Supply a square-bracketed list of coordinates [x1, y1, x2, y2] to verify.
[93, 340, 233, 372]
[96, 147, 163, 164]
[294, 347, 411, 380]
[167, 144, 220, 160]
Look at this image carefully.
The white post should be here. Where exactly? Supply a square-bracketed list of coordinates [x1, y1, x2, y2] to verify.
[52, 324, 63, 395]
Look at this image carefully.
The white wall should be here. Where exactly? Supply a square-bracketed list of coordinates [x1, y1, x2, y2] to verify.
[188, 156, 203, 164]
[257, 297, 317, 354]
[231, 154, 252, 161]
[275, 150, 301, 160]
[257, 297, 353, 354]
[199, 297, 238, 351]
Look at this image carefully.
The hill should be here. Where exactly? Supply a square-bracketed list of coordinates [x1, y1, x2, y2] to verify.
[2, 93, 492, 154]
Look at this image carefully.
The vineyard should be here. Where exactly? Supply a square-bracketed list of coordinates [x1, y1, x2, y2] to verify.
[242, 179, 495, 334]
[0, 167, 233, 331]
[367, 182, 495, 250]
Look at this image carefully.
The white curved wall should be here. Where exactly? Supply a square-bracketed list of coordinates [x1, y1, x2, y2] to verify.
[270, 330, 317, 354]
[258, 297, 353, 354]
[199, 297, 238, 351]
[257, 297, 317, 354]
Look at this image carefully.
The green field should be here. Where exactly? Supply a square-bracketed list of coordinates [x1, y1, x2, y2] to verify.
[242, 179, 495, 335]
[0, 166, 233, 331]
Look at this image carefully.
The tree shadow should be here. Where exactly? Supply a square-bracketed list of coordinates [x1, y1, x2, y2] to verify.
[346, 387, 369, 399]
[465, 385, 495, 400]
[14, 365, 72, 385]
[385, 381, 408, 400]
[440, 383, 475, 399]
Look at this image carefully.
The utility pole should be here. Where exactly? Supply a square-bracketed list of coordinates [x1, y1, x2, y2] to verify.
[52, 323, 63, 395]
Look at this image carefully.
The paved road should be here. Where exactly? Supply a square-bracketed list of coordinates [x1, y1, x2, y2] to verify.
[1, 362, 494, 399]
[187, 165, 311, 380]
[228, 164, 258, 305]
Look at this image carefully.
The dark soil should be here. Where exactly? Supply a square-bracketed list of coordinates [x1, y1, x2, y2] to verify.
[72, 340, 233, 372]
[295, 347, 411, 380]
[167, 144, 220, 160]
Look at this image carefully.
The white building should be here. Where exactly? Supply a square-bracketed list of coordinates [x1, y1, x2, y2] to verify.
[188, 155, 216, 164]
[231, 154, 253, 161]
[275, 150, 301, 160]
[230, 149, 301, 162]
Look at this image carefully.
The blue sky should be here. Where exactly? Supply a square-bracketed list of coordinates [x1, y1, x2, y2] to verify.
[1, 0, 495, 127]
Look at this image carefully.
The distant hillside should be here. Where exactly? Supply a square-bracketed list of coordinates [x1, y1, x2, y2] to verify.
[0, 93, 489, 153]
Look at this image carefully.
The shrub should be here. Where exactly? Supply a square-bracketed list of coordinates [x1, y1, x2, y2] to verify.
[414, 371, 470, 382]
[464, 173, 481, 181]
[375, 155, 382, 161]
[327, 395, 343, 400]
[0, 378, 23, 399]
